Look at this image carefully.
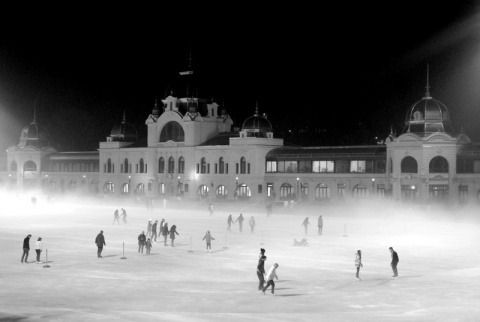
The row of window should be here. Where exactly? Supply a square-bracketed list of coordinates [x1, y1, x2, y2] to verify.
[266, 160, 386, 174]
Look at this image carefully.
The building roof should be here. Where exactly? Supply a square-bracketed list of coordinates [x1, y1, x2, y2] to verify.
[198, 132, 239, 146]
[266, 145, 386, 160]
[47, 151, 99, 161]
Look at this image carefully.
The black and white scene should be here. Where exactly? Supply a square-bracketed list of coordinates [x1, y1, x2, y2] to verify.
[1, 3, 480, 321]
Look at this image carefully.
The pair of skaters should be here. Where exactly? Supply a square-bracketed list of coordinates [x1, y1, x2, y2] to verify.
[257, 248, 279, 295]
[112, 209, 127, 225]
[354, 247, 399, 280]
[21, 234, 44, 263]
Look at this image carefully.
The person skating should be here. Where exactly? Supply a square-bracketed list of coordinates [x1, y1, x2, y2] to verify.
[138, 231, 146, 254]
[162, 223, 169, 246]
[227, 214, 233, 232]
[318, 215, 323, 235]
[159, 219, 165, 235]
[152, 220, 158, 243]
[355, 250, 363, 280]
[209, 203, 214, 217]
[249, 216, 256, 233]
[389, 247, 399, 277]
[146, 219, 153, 238]
[21, 234, 32, 263]
[262, 263, 279, 295]
[121, 208, 127, 224]
[259, 248, 266, 259]
[235, 213, 244, 232]
[145, 238, 153, 255]
[169, 225, 179, 247]
[35, 237, 43, 263]
[257, 255, 267, 291]
[112, 209, 120, 225]
[202, 230, 215, 253]
[302, 217, 310, 234]
[95, 231, 106, 258]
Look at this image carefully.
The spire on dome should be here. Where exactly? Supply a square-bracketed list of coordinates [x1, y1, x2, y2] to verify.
[254, 100, 259, 116]
[122, 109, 126, 123]
[424, 64, 432, 99]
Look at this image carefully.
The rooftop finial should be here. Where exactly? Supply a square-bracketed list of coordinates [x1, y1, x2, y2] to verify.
[255, 100, 259, 116]
[424, 64, 431, 98]
[122, 109, 126, 123]
[33, 101, 37, 124]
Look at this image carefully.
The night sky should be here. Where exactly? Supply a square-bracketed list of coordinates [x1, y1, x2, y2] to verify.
[1, 3, 479, 152]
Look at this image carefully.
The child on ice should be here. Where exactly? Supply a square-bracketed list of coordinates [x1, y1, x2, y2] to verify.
[202, 230, 215, 253]
[146, 238, 153, 255]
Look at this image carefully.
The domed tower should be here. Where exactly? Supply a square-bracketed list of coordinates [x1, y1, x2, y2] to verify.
[240, 102, 273, 138]
[110, 110, 138, 142]
[17, 110, 49, 148]
[402, 68, 454, 135]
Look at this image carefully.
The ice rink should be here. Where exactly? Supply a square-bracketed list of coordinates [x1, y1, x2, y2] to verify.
[1, 194, 480, 322]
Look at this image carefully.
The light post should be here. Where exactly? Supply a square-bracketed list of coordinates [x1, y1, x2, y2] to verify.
[82, 175, 86, 193]
[128, 176, 131, 194]
[235, 177, 239, 200]
[45, 174, 48, 192]
[297, 177, 300, 201]
[371, 178, 375, 198]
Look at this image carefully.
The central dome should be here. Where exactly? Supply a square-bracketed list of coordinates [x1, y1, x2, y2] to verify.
[110, 112, 138, 142]
[18, 119, 49, 148]
[242, 107, 273, 137]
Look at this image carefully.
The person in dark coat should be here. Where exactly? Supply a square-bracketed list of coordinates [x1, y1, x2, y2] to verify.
[159, 219, 165, 235]
[112, 209, 120, 225]
[169, 225, 179, 247]
[121, 208, 127, 224]
[389, 247, 399, 277]
[235, 213, 244, 232]
[152, 220, 158, 242]
[138, 231, 146, 254]
[259, 248, 266, 259]
[227, 214, 233, 232]
[162, 223, 169, 246]
[257, 255, 267, 291]
[95, 231, 106, 258]
[302, 217, 310, 234]
[355, 250, 363, 280]
[21, 234, 32, 263]
[318, 215, 323, 235]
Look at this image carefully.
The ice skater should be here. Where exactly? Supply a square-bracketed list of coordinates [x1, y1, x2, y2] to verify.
[121, 208, 127, 224]
[160, 219, 165, 234]
[138, 231, 146, 254]
[318, 215, 323, 235]
[257, 255, 267, 291]
[113, 209, 120, 225]
[389, 247, 399, 277]
[202, 230, 215, 252]
[355, 250, 363, 280]
[235, 213, 244, 232]
[227, 214, 233, 231]
[259, 248, 266, 259]
[145, 238, 152, 255]
[21, 234, 32, 263]
[146, 219, 153, 238]
[249, 216, 256, 233]
[95, 230, 105, 258]
[152, 220, 158, 242]
[262, 263, 279, 295]
[162, 222, 169, 246]
[209, 203, 214, 216]
[302, 217, 310, 234]
[169, 225, 179, 247]
[35, 237, 43, 263]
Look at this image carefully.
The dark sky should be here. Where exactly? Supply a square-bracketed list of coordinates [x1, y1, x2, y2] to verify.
[1, 3, 479, 151]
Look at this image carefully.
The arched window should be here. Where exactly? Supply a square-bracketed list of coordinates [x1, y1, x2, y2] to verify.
[124, 159, 129, 173]
[201, 158, 207, 174]
[10, 161, 17, 172]
[104, 182, 114, 194]
[216, 185, 228, 199]
[280, 183, 293, 200]
[219, 157, 225, 174]
[315, 184, 330, 200]
[107, 159, 112, 173]
[198, 184, 209, 199]
[158, 183, 165, 195]
[240, 157, 246, 174]
[401, 156, 418, 173]
[178, 157, 185, 174]
[168, 157, 175, 173]
[136, 183, 145, 194]
[235, 184, 251, 199]
[160, 121, 185, 142]
[159, 157, 165, 173]
[121, 183, 129, 194]
[139, 159, 145, 173]
[69, 180, 76, 191]
[429, 156, 449, 173]
[24, 160, 37, 172]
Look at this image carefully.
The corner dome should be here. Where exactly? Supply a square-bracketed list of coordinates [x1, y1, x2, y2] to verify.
[242, 107, 273, 138]
[18, 119, 49, 148]
[110, 112, 138, 142]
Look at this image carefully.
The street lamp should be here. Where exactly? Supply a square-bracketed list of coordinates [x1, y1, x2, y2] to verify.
[128, 175, 131, 194]
[297, 177, 300, 201]
[371, 178, 375, 197]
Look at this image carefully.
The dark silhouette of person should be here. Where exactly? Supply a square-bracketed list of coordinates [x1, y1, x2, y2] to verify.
[227, 214, 233, 231]
[257, 255, 267, 291]
[389, 247, 399, 277]
[302, 217, 310, 234]
[162, 223, 169, 246]
[138, 231, 146, 254]
[235, 213, 244, 232]
[318, 215, 323, 235]
[121, 208, 127, 224]
[21, 234, 32, 263]
[95, 231, 106, 258]
[113, 209, 120, 225]
[169, 225, 179, 247]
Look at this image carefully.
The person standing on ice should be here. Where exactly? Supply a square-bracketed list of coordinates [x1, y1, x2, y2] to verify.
[169, 225, 179, 247]
[227, 214, 233, 231]
[355, 250, 363, 280]
[202, 230, 215, 252]
[209, 203, 214, 217]
[145, 238, 153, 255]
[301, 217, 310, 234]
[249, 216, 256, 233]
[146, 219, 153, 238]
[95, 231, 106, 258]
[112, 209, 121, 225]
[138, 231, 146, 254]
[121, 208, 127, 224]
[21, 234, 32, 263]
[35, 237, 43, 264]
[389, 247, 399, 277]
[259, 248, 266, 259]
[257, 255, 267, 291]
[262, 263, 279, 295]
[152, 220, 158, 243]
[235, 213, 244, 232]
[162, 223, 169, 246]
[318, 215, 323, 235]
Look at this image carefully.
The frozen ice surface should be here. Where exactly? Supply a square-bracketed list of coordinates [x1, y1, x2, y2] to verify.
[1, 194, 480, 321]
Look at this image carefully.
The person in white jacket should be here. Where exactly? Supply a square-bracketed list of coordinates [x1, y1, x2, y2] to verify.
[262, 263, 279, 295]
[202, 230, 215, 253]
[35, 237, 43, 264]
